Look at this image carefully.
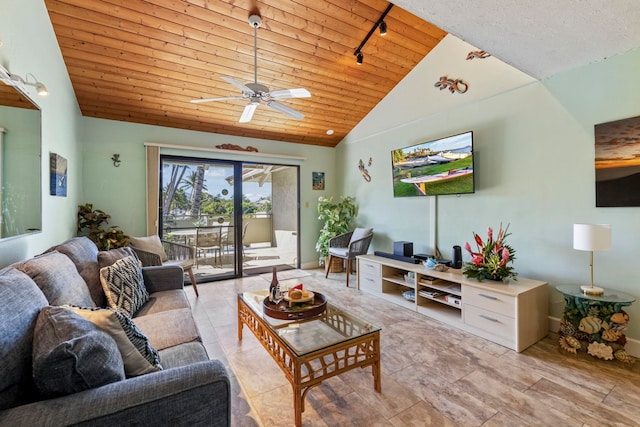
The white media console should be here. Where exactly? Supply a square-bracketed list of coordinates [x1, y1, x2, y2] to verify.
[357, 254, 549, 352]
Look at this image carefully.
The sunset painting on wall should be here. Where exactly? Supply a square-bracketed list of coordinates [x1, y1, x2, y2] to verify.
[595, 115, 640, 207]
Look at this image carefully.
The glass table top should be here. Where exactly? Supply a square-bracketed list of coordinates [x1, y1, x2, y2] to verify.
[240, 290, 380, 356]
[555, 285, 636, 304]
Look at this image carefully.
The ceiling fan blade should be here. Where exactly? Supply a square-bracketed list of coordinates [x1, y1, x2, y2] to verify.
[222, 76, 254, 94]
[269, 88, 311, 99]
[190, 96, 243, 104]
[239, 102, 258, 123]
[266, 101, 304, 120]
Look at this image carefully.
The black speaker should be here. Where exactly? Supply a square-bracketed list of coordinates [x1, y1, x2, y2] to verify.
[393, 241, 413, 257]
[451, 245, 462, 269]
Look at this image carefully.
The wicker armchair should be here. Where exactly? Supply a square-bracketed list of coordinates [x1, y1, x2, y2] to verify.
[130, 237, 199, 297]
[325, 227, 373, 287]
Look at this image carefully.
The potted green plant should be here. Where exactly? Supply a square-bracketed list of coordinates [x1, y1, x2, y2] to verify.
[77, 203, 130, 250]
[315, 196, 356, 270]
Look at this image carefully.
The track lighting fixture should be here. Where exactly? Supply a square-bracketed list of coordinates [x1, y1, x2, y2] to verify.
[3, 71, 48, 96]
[352, 3, 393, 65]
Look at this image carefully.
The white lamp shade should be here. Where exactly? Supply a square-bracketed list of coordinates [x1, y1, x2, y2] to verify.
[573, 223, 611, 252]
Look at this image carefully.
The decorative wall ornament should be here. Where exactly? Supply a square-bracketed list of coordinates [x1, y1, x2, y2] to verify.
[312, 172, 325, 190]
[434, 76, 468, 94]
[215, 143, 259, 152]
[358, 158, 372, 182]
[111, 154, 121, 167]
[466, 50, 491, 60]
[49, 153, 67, 197]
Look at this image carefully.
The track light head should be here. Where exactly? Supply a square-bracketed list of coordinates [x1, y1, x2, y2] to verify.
[34, 82, 48, 96]
[379, 20, 387, 36]
[356, 52, 364, 65]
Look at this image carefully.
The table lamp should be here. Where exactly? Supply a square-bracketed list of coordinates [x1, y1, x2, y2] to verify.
[573, 223, 611, 295]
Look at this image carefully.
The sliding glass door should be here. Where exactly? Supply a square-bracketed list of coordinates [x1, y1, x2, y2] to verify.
[159, 155, 299, 282]
[240, 163, 300, 275]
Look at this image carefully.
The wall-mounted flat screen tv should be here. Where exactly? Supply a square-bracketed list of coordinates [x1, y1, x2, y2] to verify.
[391, 131, 474, 197]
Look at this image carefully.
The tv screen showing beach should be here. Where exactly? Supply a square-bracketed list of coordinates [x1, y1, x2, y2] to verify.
[391, 131, 474, 197]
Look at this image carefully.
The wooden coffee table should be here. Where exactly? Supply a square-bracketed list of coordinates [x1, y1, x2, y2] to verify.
[237, 291, 381, 426]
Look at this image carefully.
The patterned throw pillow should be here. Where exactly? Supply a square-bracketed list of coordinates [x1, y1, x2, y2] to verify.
[65, 305, 162, 377]
[32, 306, 125, 397]
[100, 255, 148, 317]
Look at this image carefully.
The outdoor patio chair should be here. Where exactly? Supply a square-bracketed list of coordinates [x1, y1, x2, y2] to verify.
[195, 228, 222, 268]
[130, 235, 199, 297]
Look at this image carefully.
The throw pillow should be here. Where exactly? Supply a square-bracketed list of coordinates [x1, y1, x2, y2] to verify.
[32, 306, 125, 397]
[350, 227, 373, 244]
[129, 235, 168, 262]
[100, 255, 148, 317]
[65, 305, 162, 377]
[98, 246, 140, 269]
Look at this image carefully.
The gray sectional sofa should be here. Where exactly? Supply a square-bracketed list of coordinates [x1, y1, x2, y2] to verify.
[0, 237, 230, 426]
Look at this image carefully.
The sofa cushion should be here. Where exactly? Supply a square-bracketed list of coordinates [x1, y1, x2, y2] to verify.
[157, 342, 209, 369]
[32, 306, 125, 397]
[45, 237, 103, 307]
[98, 246, 140, 270]
[16, 251, 95, 307]
[0, 267, 48, 411]
[133, 308, 201, 351]
[130, 235, 168, 262]
[65, 306, 162, 377]
[100, 255, 149, 317]
[135, 290, 191, 316]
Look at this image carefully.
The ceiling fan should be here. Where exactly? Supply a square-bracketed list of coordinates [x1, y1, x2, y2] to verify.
[190, 14, 311, 123]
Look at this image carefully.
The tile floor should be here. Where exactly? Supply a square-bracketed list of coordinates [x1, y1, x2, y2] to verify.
[185, 269, 640, 426]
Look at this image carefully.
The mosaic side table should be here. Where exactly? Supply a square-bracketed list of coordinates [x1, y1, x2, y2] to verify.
[556, 285, 635, 362]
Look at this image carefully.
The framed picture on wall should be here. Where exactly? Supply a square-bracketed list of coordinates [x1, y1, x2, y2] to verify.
[595, 115, 640, 207]
[312, 172, 325, 190]
[50, 153, 67, 197]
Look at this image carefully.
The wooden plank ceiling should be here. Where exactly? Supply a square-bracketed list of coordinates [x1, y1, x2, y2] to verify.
[45, 0, 446, 147]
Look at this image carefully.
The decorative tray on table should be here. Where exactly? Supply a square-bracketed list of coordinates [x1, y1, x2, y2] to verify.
[263, 291, 327, 320]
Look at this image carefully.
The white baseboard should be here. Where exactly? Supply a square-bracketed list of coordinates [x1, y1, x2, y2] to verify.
[548, 316, 639, 358]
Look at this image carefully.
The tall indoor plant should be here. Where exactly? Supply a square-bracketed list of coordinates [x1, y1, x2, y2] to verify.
[315, 196, 356, 266]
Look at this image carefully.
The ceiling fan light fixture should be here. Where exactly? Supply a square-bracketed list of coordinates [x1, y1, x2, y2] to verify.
[190, 11, 310, 123]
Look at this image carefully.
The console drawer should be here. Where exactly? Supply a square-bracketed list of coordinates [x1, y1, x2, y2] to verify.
[359, 273, 382, 292]
[358, 259, 381, 277]
[464, 304, 515, 343]
[463, 287, 515, 318]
